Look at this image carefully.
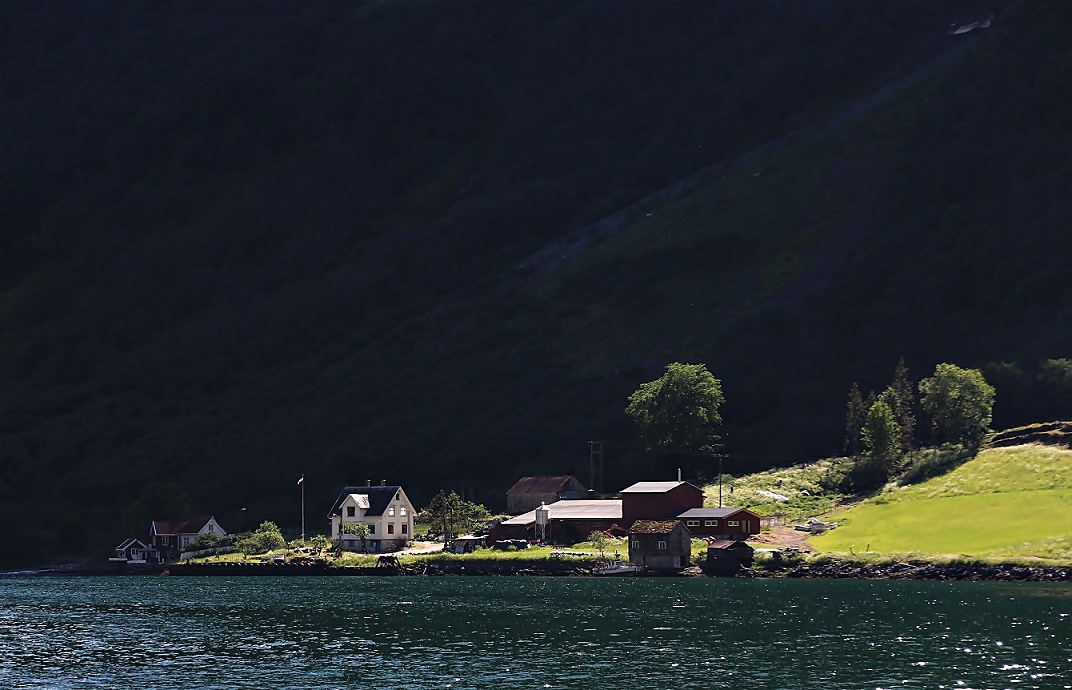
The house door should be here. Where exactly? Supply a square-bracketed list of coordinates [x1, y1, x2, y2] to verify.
[674, 556, 681, 568]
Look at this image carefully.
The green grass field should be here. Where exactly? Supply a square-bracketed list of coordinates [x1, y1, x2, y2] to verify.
[809, 444, 1072, 563]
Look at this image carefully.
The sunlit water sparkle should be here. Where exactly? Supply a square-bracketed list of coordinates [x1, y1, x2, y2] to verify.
[0, 576, 1069, 689]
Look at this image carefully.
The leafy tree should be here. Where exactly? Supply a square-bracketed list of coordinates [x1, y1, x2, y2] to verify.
[587, 530, 609, 557]
[844, 382, 866, 455]
[862, 400, 900, 476]
[189, 531, 222, 551]
[626, 363, 725, 477]
[309, 534, 331, 555]
[423, 490, 490, 540]
[341, 522, 371, 552]
[918, 363, 996, 450]
[237, 520, 286, 555]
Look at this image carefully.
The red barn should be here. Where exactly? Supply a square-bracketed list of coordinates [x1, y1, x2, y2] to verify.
[620, 481, 704, 526]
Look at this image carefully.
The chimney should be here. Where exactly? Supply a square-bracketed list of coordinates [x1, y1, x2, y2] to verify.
[366, 479, 371, 486]
[381, 479, 386, 486]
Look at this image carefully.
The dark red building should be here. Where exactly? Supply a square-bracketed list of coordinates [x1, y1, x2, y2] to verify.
[620, 481, 704, 526]
[676, 507, 761, 540]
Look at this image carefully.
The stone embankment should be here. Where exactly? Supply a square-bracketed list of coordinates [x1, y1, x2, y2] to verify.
[756, 560, 1072, 582]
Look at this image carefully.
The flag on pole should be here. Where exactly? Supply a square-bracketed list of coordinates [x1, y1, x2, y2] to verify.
[297, 475, 304, 485]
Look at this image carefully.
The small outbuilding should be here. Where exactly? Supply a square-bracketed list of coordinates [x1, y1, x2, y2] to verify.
[628, 519, 692, 571]
[701, 539, 755, 576]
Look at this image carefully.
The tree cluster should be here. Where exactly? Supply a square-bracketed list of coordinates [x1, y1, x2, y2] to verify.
[842, 360, 995, 491]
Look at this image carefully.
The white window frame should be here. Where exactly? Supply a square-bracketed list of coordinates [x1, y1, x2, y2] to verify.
[728, 520, 740, 527]
[705, 520, 718, 526]
[658, 540, 667, 550]
[686, 520, 700, 527]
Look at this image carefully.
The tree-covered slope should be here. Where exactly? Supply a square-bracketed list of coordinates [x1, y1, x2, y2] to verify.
[1, 0, 1070, 563]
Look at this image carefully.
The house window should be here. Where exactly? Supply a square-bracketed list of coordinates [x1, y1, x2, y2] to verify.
[631, 541, 640, 550]
[686, 520, 700, 527]
[400, 507, 407, 517]
[347, 506, 356, 517]
[387, 523, 395, 535]
[402, 524, 408, 534]
[728, 520, 740, 527]
[395, 492, 400, 501]
[658, 540, 667, 550]
[369, 524, 376, 534]
[388, 506, 395, 517]
[705, 520, 718, 526]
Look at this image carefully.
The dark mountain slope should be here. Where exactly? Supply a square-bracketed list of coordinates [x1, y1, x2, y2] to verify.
[1, 1, 1070, 563]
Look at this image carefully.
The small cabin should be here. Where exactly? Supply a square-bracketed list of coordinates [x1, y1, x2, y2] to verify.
[702, 539, 755, 576]
[628, 520, 692, 571]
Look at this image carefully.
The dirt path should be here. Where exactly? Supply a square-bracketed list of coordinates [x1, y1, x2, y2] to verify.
[749, 524, 814, 552]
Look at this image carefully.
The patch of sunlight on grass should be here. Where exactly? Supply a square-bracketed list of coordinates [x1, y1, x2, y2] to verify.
[810, 490, 1072, 559]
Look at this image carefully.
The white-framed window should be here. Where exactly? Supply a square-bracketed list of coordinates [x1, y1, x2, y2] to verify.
[686, 520, 700, 526]
[631, 540, 640, 550]
[388, 506, 396, 517]
[369, 524, 376, 534]
[658, 540, 667, 550]
[347, 506, 356, 517]
[705, 520, 718, 526]
[402, 524, 408, 534]
[387, 523, 395, 535]
[400, 506, 407, 516]
[728, 520, 740, 527]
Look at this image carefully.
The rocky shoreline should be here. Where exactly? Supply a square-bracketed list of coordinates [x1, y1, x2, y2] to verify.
[5, 559, 1070, 582]
[753, 560, 1072, 582]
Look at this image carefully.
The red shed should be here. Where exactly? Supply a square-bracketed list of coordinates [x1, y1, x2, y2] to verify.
[620, 481, 704, 526]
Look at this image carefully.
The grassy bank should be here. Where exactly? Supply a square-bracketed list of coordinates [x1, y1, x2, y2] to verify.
[808, 444, 1072, 564]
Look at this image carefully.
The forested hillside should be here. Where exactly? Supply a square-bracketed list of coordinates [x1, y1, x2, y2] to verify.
[2, 1, 1070, 563]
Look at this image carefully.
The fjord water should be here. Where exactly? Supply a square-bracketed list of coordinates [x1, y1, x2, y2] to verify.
[1, 576, 1069, 689]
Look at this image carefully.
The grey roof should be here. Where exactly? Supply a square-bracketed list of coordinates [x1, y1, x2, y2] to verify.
[620, 481, 701, 494]
[328, 486, 402, 518]
[500, 499, 622, 525]
[677, 507, 759, 519]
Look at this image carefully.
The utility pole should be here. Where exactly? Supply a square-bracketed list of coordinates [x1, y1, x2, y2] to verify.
[588, 441, 603, 493]
[711, 454, 728, 507]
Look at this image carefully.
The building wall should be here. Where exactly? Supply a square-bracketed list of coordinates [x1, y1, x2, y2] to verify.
[681, 513, 760, 539]
[621, 485, 704, 525]
[628, 526, 691, 569]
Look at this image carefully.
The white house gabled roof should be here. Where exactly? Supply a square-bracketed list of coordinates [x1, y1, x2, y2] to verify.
[346, 494, 372, 509]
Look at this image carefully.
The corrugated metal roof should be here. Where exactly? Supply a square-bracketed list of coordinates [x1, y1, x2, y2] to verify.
[620, 481, 700, 493]
[629, 519, 682, 534]
[500, 499, 622, 525]
[506, 476, 581, 495]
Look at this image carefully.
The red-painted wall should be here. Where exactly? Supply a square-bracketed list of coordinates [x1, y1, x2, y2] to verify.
[622, 485, 704, 525]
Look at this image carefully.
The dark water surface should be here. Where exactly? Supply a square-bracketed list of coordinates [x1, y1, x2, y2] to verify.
[0, 575, 1069, 689]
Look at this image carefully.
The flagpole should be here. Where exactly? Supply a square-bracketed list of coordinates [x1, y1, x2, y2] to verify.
[298, 474, 306, 541]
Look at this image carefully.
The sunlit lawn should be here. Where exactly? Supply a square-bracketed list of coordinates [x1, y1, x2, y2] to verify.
[810, 444, 1072, 563]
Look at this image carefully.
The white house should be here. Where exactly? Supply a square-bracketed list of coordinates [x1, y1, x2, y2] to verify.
[328, 482, 415, 553]
[149, 516, 228, 561]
